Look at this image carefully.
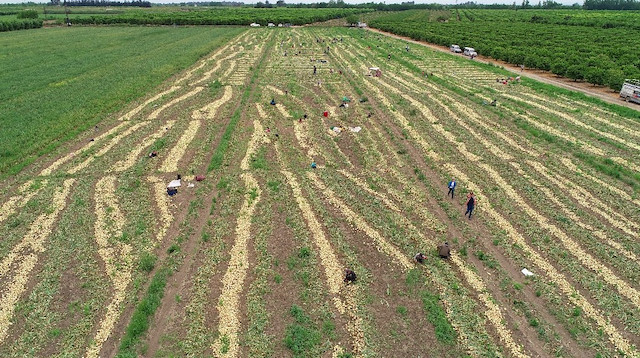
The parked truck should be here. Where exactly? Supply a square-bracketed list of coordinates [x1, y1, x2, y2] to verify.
[620, 79, 640, 104]
[463, 47, 477, 58]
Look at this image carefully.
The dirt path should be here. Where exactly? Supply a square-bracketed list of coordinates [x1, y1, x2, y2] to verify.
[365, 27, 640, 112]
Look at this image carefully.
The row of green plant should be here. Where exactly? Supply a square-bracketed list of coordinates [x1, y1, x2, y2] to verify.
[0, 18, 42, 32]
[66, 7, 372, 26]
[455, 9, 640, 30]
[369, 9, 640, 90]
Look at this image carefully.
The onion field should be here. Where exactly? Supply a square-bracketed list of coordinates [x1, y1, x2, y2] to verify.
[1, 26, 639, 358]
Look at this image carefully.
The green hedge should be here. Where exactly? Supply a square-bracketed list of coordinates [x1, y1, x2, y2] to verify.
[68, 7, 372, 26]
[0, 18, 43, 32]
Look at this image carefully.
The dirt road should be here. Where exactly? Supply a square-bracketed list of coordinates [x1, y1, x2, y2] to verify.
[366, 27, 640, 112]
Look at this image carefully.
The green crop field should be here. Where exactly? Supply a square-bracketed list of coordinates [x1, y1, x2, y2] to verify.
[1, 22, 640, 358]
[0, 26, 243, 177]
[369, 9, 640, 90]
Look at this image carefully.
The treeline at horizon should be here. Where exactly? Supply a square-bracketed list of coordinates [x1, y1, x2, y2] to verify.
[57, 0, 151, 7]
[3, 0, 640, 10]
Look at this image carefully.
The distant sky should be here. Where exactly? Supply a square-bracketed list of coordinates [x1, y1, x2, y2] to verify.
[0, 0, 581, 6]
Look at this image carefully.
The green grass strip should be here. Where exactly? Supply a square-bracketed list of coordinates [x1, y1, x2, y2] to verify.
[208, 104, 244, 172]
[207, 33, 273, 172]
[115, 267, 169, 358]
[420, 290, 457, 344]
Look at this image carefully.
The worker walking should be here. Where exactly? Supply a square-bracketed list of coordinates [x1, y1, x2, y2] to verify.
[464, 192, 476, 219]
[313, 65, 317, 75]
[447, 177, 456, 199]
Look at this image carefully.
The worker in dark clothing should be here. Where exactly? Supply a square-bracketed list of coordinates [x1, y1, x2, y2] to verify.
[465, 192, 476, 219]
[414, 252, 427, 264]
[344, 268, 357, 284]
[437, 242, 450, 259]
[313, 65, 317, 75]
[447, 177, 456, 199]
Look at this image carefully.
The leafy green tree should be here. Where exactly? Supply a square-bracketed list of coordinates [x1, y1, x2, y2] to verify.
[605, 68, 624, 90]
[566, 64, 585, 81]
[550, 61, 568, 77]
[585, 67, 606, 85]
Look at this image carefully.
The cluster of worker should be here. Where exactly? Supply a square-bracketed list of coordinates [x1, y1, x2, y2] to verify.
[344, 242, 451, 284]
[343, 177, 476, 284]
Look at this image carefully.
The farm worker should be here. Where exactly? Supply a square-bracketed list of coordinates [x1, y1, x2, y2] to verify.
[464, 192, 476, 219]
[344, 268, 357, 284]
[447, 177, 456, 199]
[388, 53, 391, 60]
[414, 252, 427, 264]
[148, 151, 158, 158]
[437, 242, 451, 259]
[167, 187, 178, 196]
[311, 161, 317, 169]
[490, 99, 497, 106]
[270, 99, 276, 105]
[313, 65, 317, 75]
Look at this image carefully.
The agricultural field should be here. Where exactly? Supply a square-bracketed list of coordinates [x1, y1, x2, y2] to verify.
[1, 24, 640, 358]
[0, 26, 243, 177]
[368, 9, 640, 89]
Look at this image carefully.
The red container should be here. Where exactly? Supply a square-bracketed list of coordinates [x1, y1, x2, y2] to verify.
[323, 111, 329, 117]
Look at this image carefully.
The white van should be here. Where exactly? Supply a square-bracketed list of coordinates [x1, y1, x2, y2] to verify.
[463, 47, 477, 57]
[620, 79, 640, 104]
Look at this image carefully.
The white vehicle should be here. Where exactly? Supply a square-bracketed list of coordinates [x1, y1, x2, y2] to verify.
[268, 23, 275, 27]
[463, 47, 477, 57]
[450, 44, 462, 53]
[620, 79, 640, 104]
[249, 23, 261, 27]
